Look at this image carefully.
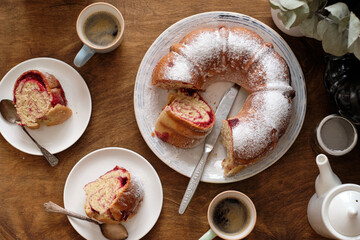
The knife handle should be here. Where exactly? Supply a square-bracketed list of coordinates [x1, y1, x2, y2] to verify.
[178, 144, 212, 214]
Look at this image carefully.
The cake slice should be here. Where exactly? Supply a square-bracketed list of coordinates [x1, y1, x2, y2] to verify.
[84, 166, 144, 223]
[155, 89, 215, 148]
[13, 70, 72, 129]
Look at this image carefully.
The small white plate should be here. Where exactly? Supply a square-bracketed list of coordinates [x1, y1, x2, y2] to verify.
[134, 12, 306, 183]
[63, 147, 163, 240]
[0, 57, 92, 155]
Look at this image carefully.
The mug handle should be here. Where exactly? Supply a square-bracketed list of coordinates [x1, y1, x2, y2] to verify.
[199, 229, 217, 240]
[74, 44, 95, 67]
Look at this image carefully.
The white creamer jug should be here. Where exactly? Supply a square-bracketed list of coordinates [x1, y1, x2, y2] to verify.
[307, 154, 360, 239]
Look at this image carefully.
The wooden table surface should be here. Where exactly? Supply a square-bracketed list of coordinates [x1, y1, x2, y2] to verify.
[1, 0, 359, 239]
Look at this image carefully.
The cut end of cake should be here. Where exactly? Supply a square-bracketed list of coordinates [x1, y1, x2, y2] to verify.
[154, 89, 215, 148]
[13, 70, 72, 129]
[221, 119, 244, 176]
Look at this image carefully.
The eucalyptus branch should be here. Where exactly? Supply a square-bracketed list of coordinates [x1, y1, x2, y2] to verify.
[270, 0, 360, 60]
[315, 11, 360, 39]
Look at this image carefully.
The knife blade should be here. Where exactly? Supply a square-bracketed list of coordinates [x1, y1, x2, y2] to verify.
[178, 84, 240, 214]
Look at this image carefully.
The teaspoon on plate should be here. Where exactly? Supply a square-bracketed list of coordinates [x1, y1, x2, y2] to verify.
[0, 99, 59, 167]
[44, 201, 128, 240]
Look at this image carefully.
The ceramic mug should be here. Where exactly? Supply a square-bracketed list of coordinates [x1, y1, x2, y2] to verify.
[199, 190, 256, 240]
[74, 2, 125, 67]
[313, 114, 358, 156]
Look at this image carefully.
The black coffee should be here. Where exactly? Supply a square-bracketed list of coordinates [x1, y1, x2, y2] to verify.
[83, 11, 120, 47]
[213, 198, 249, 233]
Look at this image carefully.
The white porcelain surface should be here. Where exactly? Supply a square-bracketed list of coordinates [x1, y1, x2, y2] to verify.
[307, 154, 360, 239]
[327, 187, 360, 237]
[0, 57, 92, 155]
[134, 11, 306, 183]
[63, 147, 163, 240]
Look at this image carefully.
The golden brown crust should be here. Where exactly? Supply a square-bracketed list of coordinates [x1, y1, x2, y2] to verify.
[25, 122, 40, 129]
[155, 116, 206, 148]
[43, 104, 72, 126]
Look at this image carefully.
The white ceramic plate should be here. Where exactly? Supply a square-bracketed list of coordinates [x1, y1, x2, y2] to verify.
[0, 57, 92, 155]
[134, 12, 306, 183]
[63, 147, 163, 240]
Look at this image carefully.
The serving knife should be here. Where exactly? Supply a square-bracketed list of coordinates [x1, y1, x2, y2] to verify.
[178, 84, 240, 214]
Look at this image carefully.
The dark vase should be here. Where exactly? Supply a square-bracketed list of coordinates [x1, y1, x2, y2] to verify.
[323, 53, 360, 125]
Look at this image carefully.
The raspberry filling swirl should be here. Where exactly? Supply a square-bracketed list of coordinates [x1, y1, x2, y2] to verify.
[14, 79, 51, 125]
[86, 170, 128, 217]
[170, 90, 214, 128]
[13, 70, 68, 127]
[84, 166, 144, 223]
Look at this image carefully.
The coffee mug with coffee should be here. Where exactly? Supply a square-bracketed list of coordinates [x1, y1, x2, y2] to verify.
[313, 114, 358, 156]
[74, 2, 125, 67]
[200, 190, 257, 240]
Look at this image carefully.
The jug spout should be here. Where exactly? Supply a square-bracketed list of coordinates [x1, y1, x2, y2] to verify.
[315, 154, 341, 197]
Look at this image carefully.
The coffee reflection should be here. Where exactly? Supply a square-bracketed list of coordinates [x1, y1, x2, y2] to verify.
[213, 198, 250, 234]
[83, 11, 120, 47]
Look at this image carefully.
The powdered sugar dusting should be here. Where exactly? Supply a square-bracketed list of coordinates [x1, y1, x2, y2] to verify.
[180, 30, 225, 71]
[127, 171, 145, 203]
[227, 30, 263, 67]
[161, 27, 290, 91]
[164, 53, 194, 83]
[263, 91, 292, 128]
[232, 91, 292, 159]
[232, 118, 273, 159]
[261, 52, 288, 84]
[247, 50, 289, 88]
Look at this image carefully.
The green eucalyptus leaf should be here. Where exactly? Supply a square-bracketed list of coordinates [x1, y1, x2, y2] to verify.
[270, 0, 287, 12]
[351, 40, 360, 60]
[292, 4, 311, 26]
[278, 11, 297, 29]
[269, 0, 280, 8]
[348, 12, 360, 47]
[317, 19, 331, 40]
[309, 0, 327, 13]
[338, 16, 350, 33]
[270, 0, 311, 29]
[300, 15, 321, 40]
[279, 0, 306, 10]
[325, 3, 349, 21]
[321, 23, 348, 56]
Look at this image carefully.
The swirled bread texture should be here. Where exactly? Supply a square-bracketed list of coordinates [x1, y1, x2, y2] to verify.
[13, 70, 72, 129]
[84, 166, 144, 223]
[155, 89, 215, 148]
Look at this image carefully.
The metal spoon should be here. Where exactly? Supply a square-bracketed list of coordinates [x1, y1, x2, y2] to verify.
[0, 99, 59, 167]
[44, 201, 128, 240]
